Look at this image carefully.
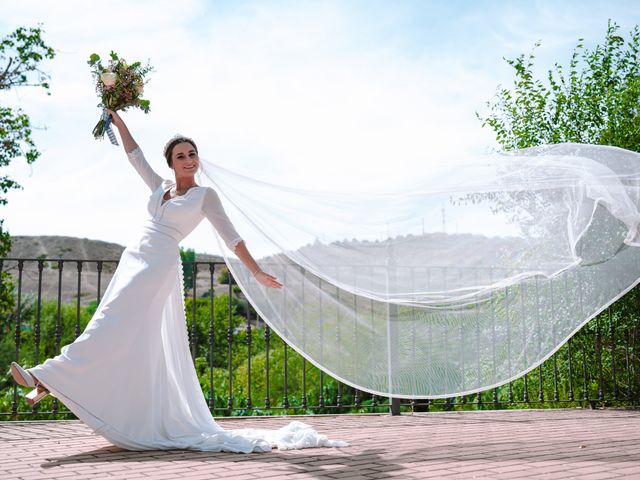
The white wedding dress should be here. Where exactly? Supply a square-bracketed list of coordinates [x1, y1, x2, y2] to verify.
[27, 147, 348, 453]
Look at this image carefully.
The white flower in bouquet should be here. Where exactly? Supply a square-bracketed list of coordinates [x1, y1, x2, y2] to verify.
[100, 72, 117, 87]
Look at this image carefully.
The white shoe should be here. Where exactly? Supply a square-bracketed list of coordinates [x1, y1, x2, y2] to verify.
[10, 362, 37, 388]
[11, 362, 50, 406]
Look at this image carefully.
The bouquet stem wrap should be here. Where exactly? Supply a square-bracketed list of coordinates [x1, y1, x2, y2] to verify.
[99, 110, 118, 145]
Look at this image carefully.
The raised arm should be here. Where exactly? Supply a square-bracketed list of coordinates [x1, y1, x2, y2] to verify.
[104, 108, 163, 192]
[202, 187, 282, 288]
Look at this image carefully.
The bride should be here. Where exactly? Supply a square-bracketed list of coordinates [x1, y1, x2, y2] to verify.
[10, 109, 348, 453]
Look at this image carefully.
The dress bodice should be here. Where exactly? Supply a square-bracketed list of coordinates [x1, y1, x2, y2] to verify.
[127, 147, 243, 250]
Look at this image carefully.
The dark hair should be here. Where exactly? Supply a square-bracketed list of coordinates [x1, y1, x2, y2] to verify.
[163, 136, 198, 167]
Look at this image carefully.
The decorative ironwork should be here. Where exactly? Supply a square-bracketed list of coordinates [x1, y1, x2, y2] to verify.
[1, 257, 638, 420]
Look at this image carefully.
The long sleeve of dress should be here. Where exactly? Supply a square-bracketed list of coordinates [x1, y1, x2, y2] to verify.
[127, 147, 164, 192]
[201, 187, 244, 252]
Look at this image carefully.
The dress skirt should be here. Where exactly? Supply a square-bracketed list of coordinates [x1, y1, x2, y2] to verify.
[29, 222, 344, 452]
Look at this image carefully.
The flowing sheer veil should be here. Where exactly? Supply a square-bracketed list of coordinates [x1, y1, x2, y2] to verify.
[195, 143, 640, 398]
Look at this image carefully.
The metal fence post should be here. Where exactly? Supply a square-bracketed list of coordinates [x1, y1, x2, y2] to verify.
[390, 397, 401, 415]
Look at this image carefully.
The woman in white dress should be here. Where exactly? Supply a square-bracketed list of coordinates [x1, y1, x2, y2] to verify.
[10, 109, 347, 452]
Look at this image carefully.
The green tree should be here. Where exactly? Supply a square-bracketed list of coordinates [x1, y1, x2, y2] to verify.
[466, 20, 640, 260]
[185, 294, 247, 368]
[477, 20, 640, 152]
[0, 25, 56, 255]
[476, 19, 640, 404]
[0, 26, 55, 340]
[217, 267, 230, 285]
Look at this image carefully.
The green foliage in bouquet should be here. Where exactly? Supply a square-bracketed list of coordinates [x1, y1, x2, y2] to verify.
[88, 51, 153, 139]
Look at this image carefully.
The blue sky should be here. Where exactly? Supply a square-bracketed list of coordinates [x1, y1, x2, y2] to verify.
[1, 0, 638, 256]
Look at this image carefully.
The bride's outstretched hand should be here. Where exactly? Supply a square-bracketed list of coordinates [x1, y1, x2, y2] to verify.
[255, 271, 283, 289]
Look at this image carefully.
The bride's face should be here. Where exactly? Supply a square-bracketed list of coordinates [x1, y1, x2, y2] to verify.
[171, 142, 200, 177]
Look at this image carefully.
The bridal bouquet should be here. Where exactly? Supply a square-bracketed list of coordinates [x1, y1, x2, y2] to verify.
[88, 51, 153, 144]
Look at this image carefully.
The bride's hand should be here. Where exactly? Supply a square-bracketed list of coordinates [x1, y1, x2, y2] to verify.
[254, 271, 283, 289]
[104, 108, 125, 131]
[103, 108, 138, 152]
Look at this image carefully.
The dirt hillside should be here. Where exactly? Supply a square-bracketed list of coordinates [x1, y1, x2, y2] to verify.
[4, 236, 227, 306]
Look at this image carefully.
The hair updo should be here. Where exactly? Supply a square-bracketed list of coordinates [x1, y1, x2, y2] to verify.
[163, 134, 198, 167]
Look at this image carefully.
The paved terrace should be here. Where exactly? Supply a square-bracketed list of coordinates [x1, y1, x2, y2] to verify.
[1, 409, 639, 480]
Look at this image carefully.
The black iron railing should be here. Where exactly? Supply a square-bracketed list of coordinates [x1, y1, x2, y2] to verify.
[0, 257, 638, 420]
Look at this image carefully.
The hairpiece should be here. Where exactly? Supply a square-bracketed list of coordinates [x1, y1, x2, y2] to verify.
[163, 134, 197, 159]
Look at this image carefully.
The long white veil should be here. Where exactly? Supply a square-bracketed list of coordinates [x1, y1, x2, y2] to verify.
[197, 143, 640, 398]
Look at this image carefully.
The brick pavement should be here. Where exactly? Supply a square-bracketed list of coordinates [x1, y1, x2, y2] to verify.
[0, 409, 639, 479]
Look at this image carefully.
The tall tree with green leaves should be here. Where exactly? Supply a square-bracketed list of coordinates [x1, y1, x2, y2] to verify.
[0, 25, 55, 255]
[478, 20, 640, 152]
[0, 25, 55, 327]
[470, 20, 640, 235]
[476, 20, 640, 398]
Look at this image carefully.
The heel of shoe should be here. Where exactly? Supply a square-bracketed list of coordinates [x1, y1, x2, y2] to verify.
[25, 386, 49, 407]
